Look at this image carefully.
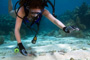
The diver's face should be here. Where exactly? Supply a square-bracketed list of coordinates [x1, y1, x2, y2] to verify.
[30, 8, 41, 17]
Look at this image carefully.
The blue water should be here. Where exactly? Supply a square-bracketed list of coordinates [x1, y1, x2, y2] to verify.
[0, 0, 90, 30]
[0, 0, 90, 14]
[0, 0, 90, 38]
[0, 0, 90, 59]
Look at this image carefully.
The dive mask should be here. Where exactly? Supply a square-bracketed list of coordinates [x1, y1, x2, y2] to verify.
[30, 10, 42, 17]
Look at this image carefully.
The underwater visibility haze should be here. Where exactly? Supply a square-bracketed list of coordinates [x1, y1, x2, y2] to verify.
[0, 0, 90, 60]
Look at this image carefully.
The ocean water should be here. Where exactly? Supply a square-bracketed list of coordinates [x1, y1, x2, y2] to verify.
[0, 0, 90, 59]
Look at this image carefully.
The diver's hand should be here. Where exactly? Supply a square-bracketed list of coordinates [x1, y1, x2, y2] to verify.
[18, 43, 27, 56]
[63, 26, 79, 33]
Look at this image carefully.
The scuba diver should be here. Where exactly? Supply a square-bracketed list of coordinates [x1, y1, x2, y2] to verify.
[8, 0, 79, 56]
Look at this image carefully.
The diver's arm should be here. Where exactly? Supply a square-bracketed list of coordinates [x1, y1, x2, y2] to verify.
[43, 9, 66, 29]
[8, 0, 16, 18]
[15, 6, 25, 43]
[15, 7, 28, 56]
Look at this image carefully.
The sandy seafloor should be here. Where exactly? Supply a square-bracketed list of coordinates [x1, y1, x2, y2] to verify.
[0, 35, 90, 60]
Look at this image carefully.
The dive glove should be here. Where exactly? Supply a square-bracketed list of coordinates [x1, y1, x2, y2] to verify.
[63, 26, 79, 33]
[18, 43, 27, 56]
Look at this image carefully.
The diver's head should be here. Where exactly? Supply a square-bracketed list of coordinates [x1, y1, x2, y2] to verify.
[28, 0, 44, 17]
[30, 8, 42, 17]
[19, 0, 45, 9]
[29, 0, 44, 9]
[19, 0, 44, 17]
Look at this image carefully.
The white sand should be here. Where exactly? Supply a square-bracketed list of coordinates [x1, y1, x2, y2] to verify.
[0, 50, 90, 60]
[0, 37, 90, 60]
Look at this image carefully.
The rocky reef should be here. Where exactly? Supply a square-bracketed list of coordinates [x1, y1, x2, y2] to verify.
[0, 36, 4, 45]
[0, 15, 29, 41]
[0, 15, 15, 35]
[0, 2, 90, 41]
[46, 2, 90, 38]
[59, 2, 90, 29]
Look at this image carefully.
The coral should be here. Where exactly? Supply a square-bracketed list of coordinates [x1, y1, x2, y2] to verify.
[78, 2, 88, 18]
[85, 30, 90, 39]
[0, 15, 15, 35]
[57, 2, 90, 38]
[57, 10, 74, 22]
[85, 9, 90, 15]
[50, 15, 86, 38]
[0, 31, 5, 35]
[47, 30, 55, 36]
[46, 30, 60, 37]
[65, 19, 76, 26]
[81, 47, 87, 50]
[59, 49, 67, 53]
[75, 16, 86, 30]
[75, 2, 90, 28]
[58, 17, 85, 38]
[0, 36, 4, 45]
[39, 52, 46, 56]
[60, 28, 84, 38]
[58, 2, 90, 29]
[87, 43, 90, 45]
[59, 22, 85, 38]
[53, 31, 60, 37]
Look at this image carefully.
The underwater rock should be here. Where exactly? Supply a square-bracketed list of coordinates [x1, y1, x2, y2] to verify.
[59, 30, 67, 37]
[47, 30, 55, 36]
[71, 47, 79, 51]
[58, 17, 85, 38]
[59, 28, 84, 38]
[77, 2, 90, 28]
[40, 31, 48, 36]
[53, 30, 60, 37]
[49, 51, 55, 55]
[87, 43, 90, 45]
[57, 10, 74, 22]
[0, 15, 15, 35]
[46, 30, 60, 37]
[0, 51, 6, 56]
[58, 49, 67, 53]
[0, 14, 30, 37]
[65, 19, 76, 26]
[73, 7, 79, 15]
[84, 30, 90, 39]
[39, 52, 46, 56]
[2, 57, 5, 59]
[81, 47, 87, 50]
[0, 36, 4, 45]
[0, 31, 5, 35]
[58, 2, 90, 30]
[70, 58, 74, 60]
[85, 9, 90, 15]
[10, 31, 15, 41]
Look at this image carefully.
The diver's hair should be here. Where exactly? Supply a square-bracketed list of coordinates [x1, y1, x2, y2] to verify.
[19, 0, 45, 9]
